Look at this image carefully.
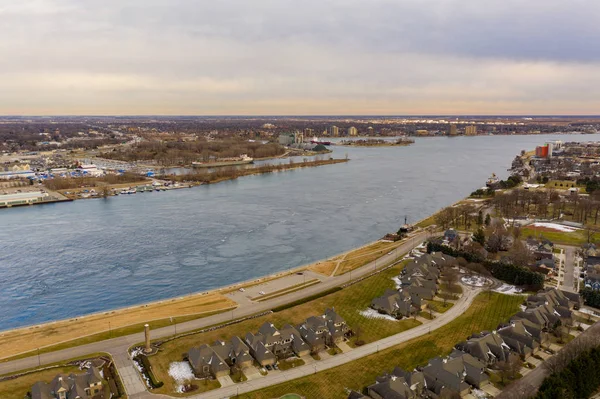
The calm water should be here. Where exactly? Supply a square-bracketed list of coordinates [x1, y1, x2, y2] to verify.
[1, 134, 599, 330]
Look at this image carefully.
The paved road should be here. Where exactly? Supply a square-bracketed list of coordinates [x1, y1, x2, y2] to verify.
[496, 319, 600, 399]
[132, 285, 481, 399]
[0, 231, 429, 382]
[557, 245, 579, 293]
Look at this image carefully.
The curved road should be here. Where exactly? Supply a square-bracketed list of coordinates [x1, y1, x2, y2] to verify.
[140, 285, 481, 399]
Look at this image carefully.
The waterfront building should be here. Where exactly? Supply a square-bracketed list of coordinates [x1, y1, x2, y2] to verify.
[465, 125, 477, 136]
[278, 134, 294, 146]
[294, 130, 304, 144]
[416, 130, 429, 136]
[347, 126, 358, 136]
[449, 124, 457, 136]
[327, 126, 340, 137]
[0, 191, 48, 207]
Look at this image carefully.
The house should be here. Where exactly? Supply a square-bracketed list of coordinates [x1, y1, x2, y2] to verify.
[367, 372, 425, 399]
[298, 316, 329, 353]
[444, 229, 459, 244]
[188, 344, 231, 378]
[244, 335, 277, 367]
[421, 351, 488, 398]
[370, 289, 415, 318]
[210, 337, 254, 369]
[280, 324, 311, 357]
[324, 308, 350, 343]
[456, 331, 511, 367]
[246, 322, 296, 361]
[497, 321, 542, 357]
[367, 367, 426, 399]
[31, 367, 104, 399]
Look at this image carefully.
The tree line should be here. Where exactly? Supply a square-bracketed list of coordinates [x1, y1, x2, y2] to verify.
[101, 138, 285, 165]
[534, 345, 600, 399]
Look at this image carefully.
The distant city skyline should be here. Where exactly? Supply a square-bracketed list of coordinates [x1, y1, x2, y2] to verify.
[1, 0, 600, 115]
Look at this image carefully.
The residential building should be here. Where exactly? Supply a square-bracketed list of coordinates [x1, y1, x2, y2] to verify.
[31, 367, 104, 399]
[188, 344, 231, 378]
[465, 125, 477, 136]
[294, 130, 304, 144]
[327, 126, 340, 137]
[456, 331, 511, 366]
[347, 126, 358, 136]
[210, 337, 254, 369]
[449, 124, 457, 136]
[421, 351, 488, 397]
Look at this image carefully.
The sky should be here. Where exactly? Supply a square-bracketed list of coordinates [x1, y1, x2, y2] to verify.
[1, 0, 599, 115]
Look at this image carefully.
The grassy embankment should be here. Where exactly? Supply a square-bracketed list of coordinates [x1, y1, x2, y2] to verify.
[0, 293, 235, 363]
[251, 279, 321, 302]
[0, 353, 112, 399]
[309, 240, 406, 276]
[147, 260, 420, 395]
[243, 292, 524, 399]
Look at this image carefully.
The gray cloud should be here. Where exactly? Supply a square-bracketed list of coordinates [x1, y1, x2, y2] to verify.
[0, 0, 599, 114]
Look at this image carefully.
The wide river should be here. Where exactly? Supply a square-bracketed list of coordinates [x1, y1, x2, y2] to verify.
[2, 134, 600, 330]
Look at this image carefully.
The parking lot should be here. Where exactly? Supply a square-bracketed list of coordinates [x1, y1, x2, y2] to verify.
[226, 270, 325, 303]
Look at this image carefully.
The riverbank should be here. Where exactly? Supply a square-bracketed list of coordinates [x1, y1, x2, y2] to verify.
[168, 157, 349, 184]
[337, 138, 414, 147]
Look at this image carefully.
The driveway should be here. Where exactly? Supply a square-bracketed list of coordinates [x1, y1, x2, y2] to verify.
[216, 375, 235, 387]
[242, 366, 264, 381]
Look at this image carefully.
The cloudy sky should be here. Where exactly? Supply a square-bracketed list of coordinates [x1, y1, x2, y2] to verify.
[1, 0, 599, 115]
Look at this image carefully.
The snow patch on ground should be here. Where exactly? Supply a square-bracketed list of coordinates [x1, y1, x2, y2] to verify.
[169, 362, 195, 394]
[531, 222, 579, 232]
[392, 276, 402, 289]
[461, 275, 490, 287]
[520, 305, 527, 311]
[472, 388, 490, 398]
[494, 284, 523, 295]
[359, 308, 398, 322]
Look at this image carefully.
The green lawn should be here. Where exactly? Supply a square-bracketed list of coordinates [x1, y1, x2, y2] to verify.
[426, 300, 454, 313]
[522, 227, 592, 246]
[148, 260, 421, 395]
[241, 292, 523, 399]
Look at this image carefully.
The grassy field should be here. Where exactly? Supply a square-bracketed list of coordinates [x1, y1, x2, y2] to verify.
[0, 293, 236, 362]
[243, 292, 524, 399]
[545, 180, 581, 189]
[148, 261, 420, 395]
[309, 240, 406, 277]
[335, 241, 405, 276]
[309, 256, 344, 276]
[521, 226, 592, 246]
[426, 300, 454, 313]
